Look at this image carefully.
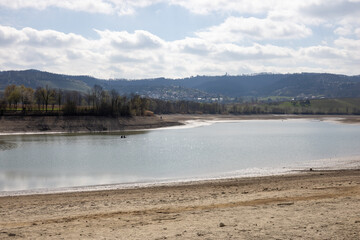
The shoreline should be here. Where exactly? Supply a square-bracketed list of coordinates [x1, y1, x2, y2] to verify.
[0, 168, 352, 197]
[2, 154, 360, 197]
[1, 169, 359, 239]
[1, 114, 360, 238]
[0, 115, 182, 135]
[0, 114, 360, 135]
[0, 167, 297, 197]
[1, 114, 360, 197]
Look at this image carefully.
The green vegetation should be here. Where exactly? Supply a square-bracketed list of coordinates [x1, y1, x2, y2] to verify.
[2, 70, 360, 103]
[0, 84, 148, 117]
[227, 98, 360, 115]
[1, 84, 360, 116]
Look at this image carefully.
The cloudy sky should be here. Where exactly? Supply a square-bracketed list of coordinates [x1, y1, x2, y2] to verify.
[0, 0, 359, 79]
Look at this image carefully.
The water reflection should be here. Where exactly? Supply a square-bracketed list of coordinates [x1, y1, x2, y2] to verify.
[0, 130, 147, 143]
[0, 140, 18, 151]
[1, 120, 360, 192]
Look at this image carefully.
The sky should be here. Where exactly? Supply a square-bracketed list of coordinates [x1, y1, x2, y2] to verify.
[0, 0, 359, 79]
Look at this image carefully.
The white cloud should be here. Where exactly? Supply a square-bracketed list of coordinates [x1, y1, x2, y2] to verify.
[111, 0, 164, 15]
[173, 38, 214, 56]
[334, 37, 360, 51]
[334, 26, 353, 36]
[0, 0, 328, 17]
[295, 41, 360, 75]
[216, 43, 294, 61]
[1, 0, 359, 40]
[0, 0, 114, 14]
[23, 28, 87, 47]
[299, 46, 347, 59]
[169, 0, 312, 15]
[172, 0, 360, 43]
[301, 0, 360, 19]
[196, 17, 312, 43]
[0, 25, 26, 45]
[0, 0, 165, 15]
[95, 29, 165, 49]
[1, 0, 358, 23]
[0, 25, 88, 47]
[0, 22, 359, 79]
[355, 28, 360, 38]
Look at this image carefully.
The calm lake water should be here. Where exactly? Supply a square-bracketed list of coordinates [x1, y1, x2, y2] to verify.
[1, 119, 360, 193]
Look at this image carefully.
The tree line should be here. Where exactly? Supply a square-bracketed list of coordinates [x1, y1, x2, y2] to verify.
[0, 84, 150, 116]
[0, 84, 226, 116]
[1, 84, 359, 116]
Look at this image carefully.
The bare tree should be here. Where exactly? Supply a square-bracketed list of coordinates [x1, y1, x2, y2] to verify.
[110, 89, 119, 113]
[19, 85, 34, 111]
[92, 84, 103, 110]
[39, 85, 54, 112]
[4, 84, 21, 109]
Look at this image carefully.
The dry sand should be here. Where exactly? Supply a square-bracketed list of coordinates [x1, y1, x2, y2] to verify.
[0, 115, 181, 134]
[1, 170, 359, 239]
[160, 114, 360, 125]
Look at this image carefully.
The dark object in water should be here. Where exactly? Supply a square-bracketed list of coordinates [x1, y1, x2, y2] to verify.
[121, 135, 126, 138]
[309, 168, 313, 171]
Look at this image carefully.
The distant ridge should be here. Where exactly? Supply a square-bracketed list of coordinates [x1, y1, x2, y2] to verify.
[1, 69, 360, 101]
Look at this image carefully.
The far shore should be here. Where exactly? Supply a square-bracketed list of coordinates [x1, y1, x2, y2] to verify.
[0, 114, 360, 135]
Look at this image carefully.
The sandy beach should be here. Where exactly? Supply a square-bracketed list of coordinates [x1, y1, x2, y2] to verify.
[1, 115, 360, 239]
[1, 170, 359, 239]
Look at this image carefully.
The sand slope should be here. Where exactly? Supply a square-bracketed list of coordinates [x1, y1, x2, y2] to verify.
[1, 114, 360, 134]
[1, 170, 359, 239]
[0, 115, 180, 134]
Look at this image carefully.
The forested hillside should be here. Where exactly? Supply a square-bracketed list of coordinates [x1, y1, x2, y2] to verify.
[1, 83, 360, 117]
[1, 70, 360, 102]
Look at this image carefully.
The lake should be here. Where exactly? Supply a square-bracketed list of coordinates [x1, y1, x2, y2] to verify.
[1, 119, 360, 194]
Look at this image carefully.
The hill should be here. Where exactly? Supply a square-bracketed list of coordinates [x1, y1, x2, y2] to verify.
[1, 70, 360, 102]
